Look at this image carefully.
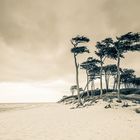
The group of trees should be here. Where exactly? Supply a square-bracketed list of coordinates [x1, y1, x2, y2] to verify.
[120, 69, 140, 89]
[70, 32, 140, 105]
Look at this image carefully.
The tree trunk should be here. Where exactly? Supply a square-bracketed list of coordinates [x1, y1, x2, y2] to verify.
[86, 70, 90, 96]
[113, 76, 116, 90]
[107, 75, 110, 91]
[117, 54, 121, 101]
[125, 83, 127, 89]
[74, 54, 82, 105]
[71, 90, 74, 96]
[83, 79, 90, 92]
[105, 72, 108, 92]
[100, 58, 103, 98]
[91, 79, 94, 95]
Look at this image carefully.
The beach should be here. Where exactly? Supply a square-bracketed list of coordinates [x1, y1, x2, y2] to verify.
[0, 102, 140, 140]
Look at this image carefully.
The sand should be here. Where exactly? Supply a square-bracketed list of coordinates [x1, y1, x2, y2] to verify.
[0, 101, 140, 140]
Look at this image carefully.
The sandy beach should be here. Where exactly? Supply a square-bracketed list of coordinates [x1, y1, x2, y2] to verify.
[0, 101, 140, 140]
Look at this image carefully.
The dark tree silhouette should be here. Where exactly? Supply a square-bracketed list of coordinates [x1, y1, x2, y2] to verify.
[80, 60, 91, 96]
[68, 32, 140, 105]
[71, 35, 90, 105]
[80, 57, 101, 96]
[95, 38, 117, 97]
[103, 64, 118, 92]
[88, 65, 100, 95]
[120, 69, 135, 88]
[113, 32, 140, 101]
[132, 77, 140, 88]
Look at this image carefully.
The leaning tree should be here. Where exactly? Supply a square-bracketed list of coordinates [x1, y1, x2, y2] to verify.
[80, 57, 101, 96]
[95, 38, 117, 97]
[120, 68, 135, 88]
[88, 63, 101, 95]
[103, 64, 118, 92]
[71, 35, 90, 104]
[113, 32, 140, 101]
[132, 77, 140, 88]
[95, 41, 106, 97]
[96, 33, 140, 101]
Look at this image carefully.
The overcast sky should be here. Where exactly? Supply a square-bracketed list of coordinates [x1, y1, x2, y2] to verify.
[0, 0, 140, 102]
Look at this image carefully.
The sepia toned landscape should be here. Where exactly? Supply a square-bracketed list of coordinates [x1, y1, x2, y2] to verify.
[0, 0, 140, 140]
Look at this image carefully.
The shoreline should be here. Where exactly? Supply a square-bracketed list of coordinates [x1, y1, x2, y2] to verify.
[0, 102, 140, 140]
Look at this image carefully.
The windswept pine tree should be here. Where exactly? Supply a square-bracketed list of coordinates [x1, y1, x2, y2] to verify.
[113, 32, 140, 101]
[120, 69, 135, 88]
[95, 38, 117, 97]
[68, 32, 140, 106]
[95, 41, 105, 97]
[103, 64, 118, 92]
[80, 59, 91, 96]
[80, 57, 101, 96]
[88, 59, 101, 95]
[71, 36, 90, 105]
[132, 77, 140, 88]
[95, 33, 140, 101]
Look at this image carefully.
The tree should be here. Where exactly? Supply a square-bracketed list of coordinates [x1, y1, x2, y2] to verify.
[70, 85, 77, 95]
[95, 38, 116, 97]
[113, 32, 140, 101]
[80, 59, 91, 96]
[100, 33, 140, 100]
[88, 64, 100, 95]
[87, 57, 101, 95]
[80, 57, 101, 96]
[132, 77, 140, 88]
[95, 42, 105, 97]
[120, 68, 135, 88]
[111, 65, 120, 91]
[103, 64, 118, 92]
[71, 35, 90, 105]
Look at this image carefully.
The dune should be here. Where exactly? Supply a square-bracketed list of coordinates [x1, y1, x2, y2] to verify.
[0, 102, 140, 140]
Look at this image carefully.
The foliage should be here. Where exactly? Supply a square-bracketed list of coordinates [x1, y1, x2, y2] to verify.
[103, 64, 118, 75]
[71, 35, 90, 45]
[70, 35, 90, 105]
[71, 46, 89, 54]
[120, 68, 136, 89]
[69, 32, 140, 103]
[132, 77, 140, 87]
[115, 32, 140, 54]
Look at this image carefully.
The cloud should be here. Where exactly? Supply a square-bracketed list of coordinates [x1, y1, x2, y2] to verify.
[102, 0, 140, 34]
[102, 0, 140, 75]
[0, 0, 139, 83]
[0, 0, 61, 51]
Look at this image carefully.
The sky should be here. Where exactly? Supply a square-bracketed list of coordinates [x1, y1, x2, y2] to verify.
[0, 0, 140, 102]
